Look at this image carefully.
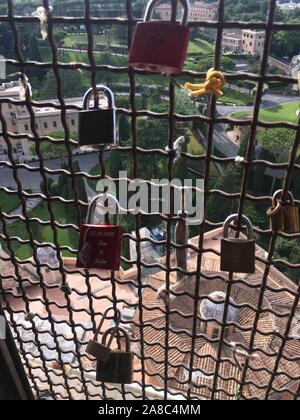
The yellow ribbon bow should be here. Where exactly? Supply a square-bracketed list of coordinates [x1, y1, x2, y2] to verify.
[184, 68, 225, 98]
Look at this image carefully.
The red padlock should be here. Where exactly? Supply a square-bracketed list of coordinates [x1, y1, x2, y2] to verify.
[129, 0, 191, 74]
[76, 194, 123, 271]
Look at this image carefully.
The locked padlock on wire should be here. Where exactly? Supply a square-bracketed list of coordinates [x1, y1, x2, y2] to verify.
[220, 214, 256, 274]
[76, 194, 123, 270]
[129, 0, 191, 74]
[86, 308, 121, 363]
[267, 190, 300, 234]
[78, 85, 118, 149]
[96, 326, 134, 384]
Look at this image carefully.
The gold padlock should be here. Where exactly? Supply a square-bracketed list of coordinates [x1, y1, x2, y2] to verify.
[267, 191, 285, 232]
[267, 190, 299, 233]
[86, 308, 121, 364]
[220, 214, 256, 274]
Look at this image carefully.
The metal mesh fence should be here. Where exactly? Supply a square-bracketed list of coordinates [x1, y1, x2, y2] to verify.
[0, 0, 300, 400]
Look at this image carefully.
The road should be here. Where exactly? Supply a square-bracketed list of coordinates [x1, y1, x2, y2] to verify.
[0, 89, 294, 192]
[217, 91, 297, 117]
[0, 152, 102, 191]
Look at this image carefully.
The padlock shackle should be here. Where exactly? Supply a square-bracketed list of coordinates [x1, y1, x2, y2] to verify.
[102, 326, 131, 352]
[86, 193, 120, 226]
[94, 307, 121, 342]
[223, 214, 254, 240]
[272, 189, 295, 207]
[144, 0, 190, 26]
[83, 85, 115, 110]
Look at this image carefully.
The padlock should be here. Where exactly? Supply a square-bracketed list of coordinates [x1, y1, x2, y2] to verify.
[129, 0, 191, 74]
[86, 308, 121, 363]
[76, 194, 123, 270]
[96, 327, 134, 384]
[78, 85, 118, 149]
[267, 190, 300, 233]
[220, 214, 256, 274]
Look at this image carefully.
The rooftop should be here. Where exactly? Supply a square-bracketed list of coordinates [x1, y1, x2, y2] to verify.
[130, 228, 300, 400]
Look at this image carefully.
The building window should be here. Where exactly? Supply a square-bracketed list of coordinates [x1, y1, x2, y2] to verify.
[53, 121, 57, 128]
[71, 119, 75, 126]
[24, 124, 29, 131]
[8, 103, 12, 109]
[43, 122, 48, 129]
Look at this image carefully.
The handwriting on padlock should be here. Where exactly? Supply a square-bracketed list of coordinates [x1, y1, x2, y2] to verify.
[76, 194, 123, 271]
[86, 229, 116, 239]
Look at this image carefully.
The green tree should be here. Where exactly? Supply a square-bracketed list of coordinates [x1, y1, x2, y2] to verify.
[0, 23, 14, 58]
[258, 128, 294, 194]
[274, 237, 300, 283]
[119, 115, 130, 143]
[258, 128, 294, 163]
[56, 160, 88, 219]
[54, 29, 68, 47]
[188, 56, 235, 73]
[27, 33, 45, 80]
[30, 131, 77, 165]
[136, 118, 168, 178]
[111, 24, 127, 44]
[73, 160, 88, 219]
[40, 69, 88, 100]
[271, 30, 300, 59]
[224, 0, 268, 21]
[109, 149, 123, 179]
[207, 164, 240, 223]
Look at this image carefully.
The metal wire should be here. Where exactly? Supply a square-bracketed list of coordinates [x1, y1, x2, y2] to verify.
[0, 0, 299, 400]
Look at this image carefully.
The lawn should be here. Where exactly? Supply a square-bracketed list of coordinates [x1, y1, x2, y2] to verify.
[87, 164, 101, 191]
[218, 87, 253, 106]
[65, 34, 214, 56]
[2, 201, 79, 260]
[188, 38, 214, 55]
[187, 131, 220, 178]
[0, 191, 20, 213]
[64, 33, 120, 48]
[231, 101, 300, 123]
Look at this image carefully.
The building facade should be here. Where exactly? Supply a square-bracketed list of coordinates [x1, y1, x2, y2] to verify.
[0, 81, 92, 162]
[242, 30, 265, 55]
[222, 32, 242, 53]
[222, 30, 265, 55]
[155, 1, 218, 22]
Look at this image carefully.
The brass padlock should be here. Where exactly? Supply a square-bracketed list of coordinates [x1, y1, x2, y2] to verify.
[96, 327, 134, 384]
[221, 214, 256, 274]
[267, 190, 299, 233]
[86, 308, 121, 364]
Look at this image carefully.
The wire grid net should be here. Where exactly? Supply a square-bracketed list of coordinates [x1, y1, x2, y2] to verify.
[0, 0, 299, 400]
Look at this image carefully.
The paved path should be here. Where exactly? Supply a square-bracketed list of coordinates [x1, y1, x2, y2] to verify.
[217, 91, 297, 117]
